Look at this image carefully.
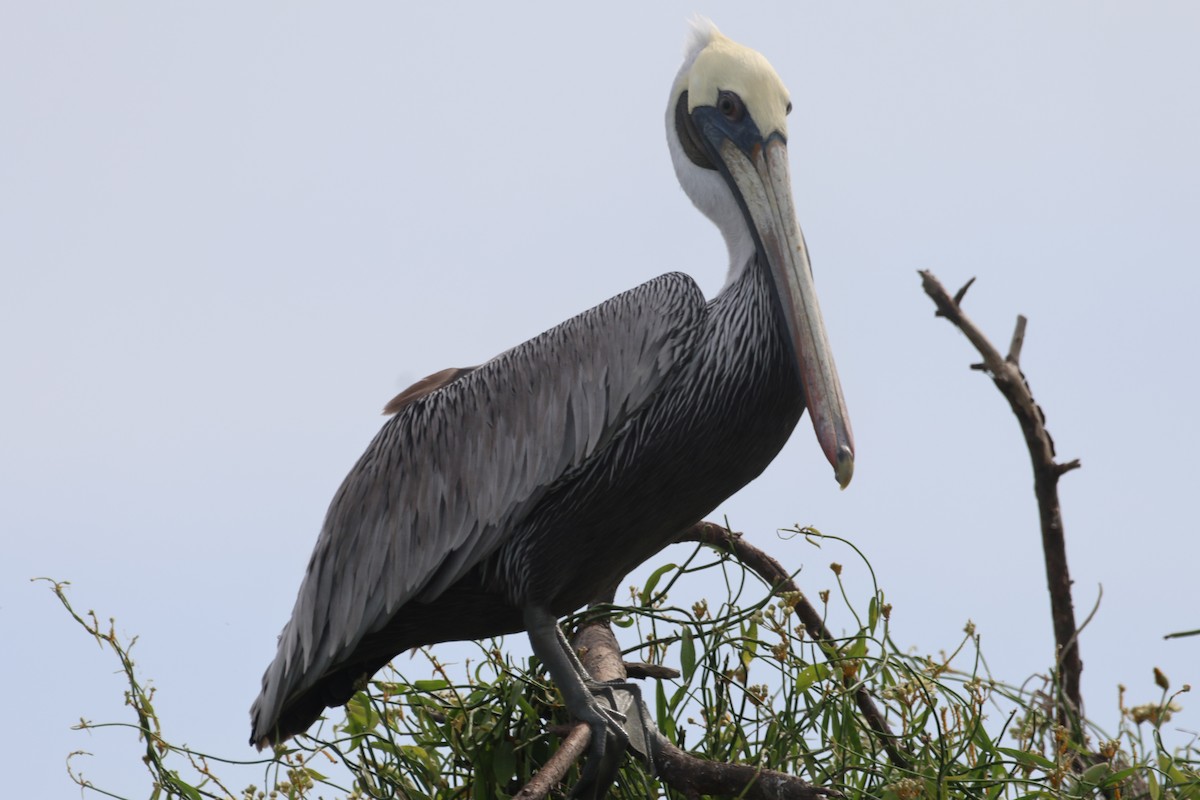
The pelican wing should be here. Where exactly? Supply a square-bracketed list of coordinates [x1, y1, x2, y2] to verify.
[252, 272, 705, 740]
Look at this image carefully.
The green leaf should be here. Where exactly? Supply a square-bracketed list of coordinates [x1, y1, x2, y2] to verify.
[1164, 627, 1200, 639]
[1103, 765, 1145, 786]
[845, 633, 868, 660]
[794, 662, 831, 691]
[343, 691, 378, 735]
[369, 739, 399, 755]
[510, 683, 539, 721]
[640, 563, 677, 606]
[1080, 762, 1113, 786]
[1159, 755, 1200, 800]
[669, 683, 688, 713]
[168, 776, 202, 800]
[997, 747, 1056, 770]
[412, 678, 450, 692]
[740, 618, 759, 668]
[655, 679, 676, 740]
[972, 720, 999, 755]
[680, 627, 696, 682]
[868, 596, 879, 633]
[401, 744, 439, 774]
[492, 739, 515, 784]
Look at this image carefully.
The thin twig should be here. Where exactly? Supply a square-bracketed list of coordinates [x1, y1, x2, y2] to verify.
[676, 522, 912, 770]
[624, 662, 681, 680]
[919, 269, 1085, 749]
[1007, 315, 1028, 365]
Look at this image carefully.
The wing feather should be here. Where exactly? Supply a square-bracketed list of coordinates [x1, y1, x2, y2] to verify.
[251, 272, 705, 742]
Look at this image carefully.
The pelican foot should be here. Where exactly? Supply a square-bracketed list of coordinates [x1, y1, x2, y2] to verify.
[524, 608, 635, 799]
[585, 679, 655, 772]
[569, 695, 629, 800]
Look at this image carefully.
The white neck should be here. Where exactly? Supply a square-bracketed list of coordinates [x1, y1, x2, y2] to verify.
[664, 94, 757, 291]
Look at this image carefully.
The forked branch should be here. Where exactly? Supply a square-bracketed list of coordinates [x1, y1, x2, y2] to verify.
[919, 270, 1085, 743]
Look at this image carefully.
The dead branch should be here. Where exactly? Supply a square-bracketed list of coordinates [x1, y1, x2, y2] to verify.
[652, 739, 838, 800]
[676, 521, 911, 770]
[919, 270, 1085, 743]
[623, 662, 680, 680]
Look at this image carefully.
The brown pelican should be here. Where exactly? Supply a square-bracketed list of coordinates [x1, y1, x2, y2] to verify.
[250, 20, 854, 776]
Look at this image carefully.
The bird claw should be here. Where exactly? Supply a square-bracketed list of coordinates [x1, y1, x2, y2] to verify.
[571, 679, 661, 798]
[570, 692, 630, 799]
[586, 679, 656, 768]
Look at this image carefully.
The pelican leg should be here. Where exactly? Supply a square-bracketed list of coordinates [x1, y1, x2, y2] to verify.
[549, 625, 656, 771]
[524, 608, 628, 796]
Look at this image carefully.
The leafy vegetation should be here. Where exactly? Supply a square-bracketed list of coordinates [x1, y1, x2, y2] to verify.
[45, 528, 1198, 799]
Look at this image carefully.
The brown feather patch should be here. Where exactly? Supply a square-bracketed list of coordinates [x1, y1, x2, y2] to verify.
[383, 366, 476, 415]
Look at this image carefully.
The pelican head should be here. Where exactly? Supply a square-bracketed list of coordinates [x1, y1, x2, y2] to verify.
[667, 21, 855, 488]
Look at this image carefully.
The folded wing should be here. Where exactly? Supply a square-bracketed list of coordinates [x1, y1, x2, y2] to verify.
[250, 272, 706, 743]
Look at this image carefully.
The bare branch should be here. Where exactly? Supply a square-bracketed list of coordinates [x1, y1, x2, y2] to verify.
[653, 738, 840, 799]
[1007, 315, 1028, 365]
[919, 269, 1085, 747]
[511, 725, 591, 800]
[952, 276, 976, 307]
[1056, 459, 1082, 477]
[623, 662, 680, 680]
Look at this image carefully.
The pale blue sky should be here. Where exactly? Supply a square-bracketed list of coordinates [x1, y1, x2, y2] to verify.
[3, 3, 1198, 795]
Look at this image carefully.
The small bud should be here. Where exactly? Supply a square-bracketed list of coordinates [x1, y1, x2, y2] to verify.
[819, 589, 830, 604]
[1154, 667, 1170, 691]
[830, 562, 843, 576]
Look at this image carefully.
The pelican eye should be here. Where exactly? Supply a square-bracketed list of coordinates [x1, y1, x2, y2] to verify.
[717, 91, 745, 123]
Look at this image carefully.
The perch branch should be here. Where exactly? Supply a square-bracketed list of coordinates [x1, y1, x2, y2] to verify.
[624, 662, 680, 680]
[652, 736, 839, 799]
[919, 270, 1085, 743]
[511, 725, 591, 800]
[676, 522, 911, 770]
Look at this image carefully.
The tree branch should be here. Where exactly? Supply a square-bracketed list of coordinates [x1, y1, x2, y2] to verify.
[651, 736, 838, 799]
[511, 724, 591, 800]
[919, 270, 1085, 743]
